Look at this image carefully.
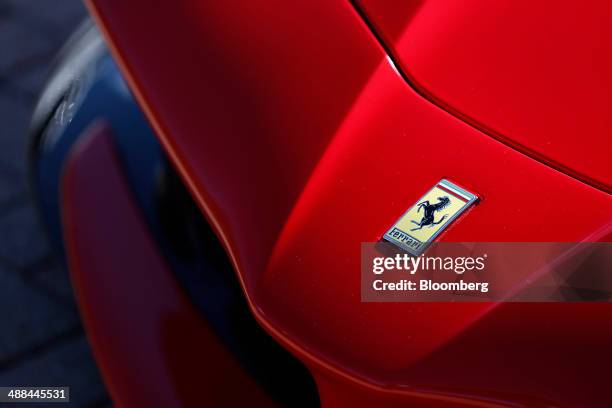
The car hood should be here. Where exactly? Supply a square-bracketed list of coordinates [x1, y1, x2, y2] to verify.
[355, 0, 612, 192]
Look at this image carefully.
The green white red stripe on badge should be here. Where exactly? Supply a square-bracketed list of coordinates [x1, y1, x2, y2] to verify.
[436, 179, 476, 203]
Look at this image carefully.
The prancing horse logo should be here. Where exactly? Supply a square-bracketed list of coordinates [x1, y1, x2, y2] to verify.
[411, 196, 450, 231]
[383, 179, 478, 256]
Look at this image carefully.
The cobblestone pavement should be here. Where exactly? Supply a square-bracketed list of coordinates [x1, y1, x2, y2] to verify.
[0, 0, 110, 406]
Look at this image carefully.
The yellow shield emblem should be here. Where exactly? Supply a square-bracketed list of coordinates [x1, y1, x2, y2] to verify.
[383, 179, 478, 255]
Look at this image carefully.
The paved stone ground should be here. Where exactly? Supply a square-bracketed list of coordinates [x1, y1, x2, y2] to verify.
[0, 1, 110, 406]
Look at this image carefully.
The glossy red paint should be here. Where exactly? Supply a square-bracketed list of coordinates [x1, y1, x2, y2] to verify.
[261, 61, 612, 406]
[85, 0, 612, 406]
[61, 123, 275, 407]
[355, 0, 612, 192]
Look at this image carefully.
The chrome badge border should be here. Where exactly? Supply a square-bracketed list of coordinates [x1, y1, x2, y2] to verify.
[383, 179, 478, 256]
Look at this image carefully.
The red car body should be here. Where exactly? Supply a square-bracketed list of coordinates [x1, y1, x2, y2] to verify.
[61, 1, 611, 406]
